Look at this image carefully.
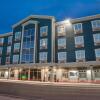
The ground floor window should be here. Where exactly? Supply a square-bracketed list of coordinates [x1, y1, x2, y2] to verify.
[79, 70, 86, 78]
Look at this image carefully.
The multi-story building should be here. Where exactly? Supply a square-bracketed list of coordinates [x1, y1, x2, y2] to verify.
[0, 14, 100, 83]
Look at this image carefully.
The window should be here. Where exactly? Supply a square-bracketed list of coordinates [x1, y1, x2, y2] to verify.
[0, 57, 1, 64]
[0, 38, 4, 44]
[57, 25, 66, 36]
[40, 26, 48, 37]
[8, 36, 12, 44]
[14, 43, 20, 52]
[39, 52, 47, 63]
[73, 23, 83, 34]
[0, 47, 2, 55]
[58, 38, 66, 49]
[94, 69, 100, 78]
[6, 56, 10, 64]
[93, 33, 100, 45]
[79, 70, 86, 78]
[95, 48, 100, 58]
[7, 46, 11, 54]
[75, 36, 84, 48]
[58, 52, 66, 63]
[75, 50, 85, 61]
[13, 55, 19, 64]
[15, 32, 21, 41]
[21, 28, 35, 63]
[92, 20, 100, 31]
[40, 39, 47, 49]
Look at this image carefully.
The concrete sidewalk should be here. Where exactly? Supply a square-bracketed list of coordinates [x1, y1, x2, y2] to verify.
[1, 79, 100, 88]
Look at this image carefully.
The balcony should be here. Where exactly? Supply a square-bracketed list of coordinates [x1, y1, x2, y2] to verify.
[39, 60, 47, 63]
[13, 62, 18, 64]
[40, 45, 47, 50]
[14, 38, 21, 42]
[58, 60, 66, 63]
[76, 59, 85, 62]
[6, 61, 10, 64]
[8, 42, 12, 45]
[13, 49, 20, 53]
[41, 32, 47, 37]
[57, 32, 66, 37]
[75, 44, 84, 48]
[96, 57, 100, 61]
[6, 52, 11, 56]
[94, 42, 100, 46]
[74, 30, 83, 35]
[0, 42, 3, 46]
[58, 45, 66, 50]
[0, 52, 2, 56]
[93, 27, 100, 31]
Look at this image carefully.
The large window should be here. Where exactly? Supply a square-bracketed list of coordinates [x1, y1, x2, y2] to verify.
[58, 52, 66, 63]
[7, 46, 11, 54]
[14, 43, 20, 52]
[58, 38, 66, 49]
[95, 48, 100, 58]
[73, 23, 83, 34]
[40, 38, 47, 49]
[75, 50, 85, 61]
[0, 47, 2, 55]
[39, 52, 47, 63]
[40, 26, 48, 37]
[92, 20, 100, 31]
[8, 36, 12, 44]
[57, 25, 66, 36]
[75, 36, 84, 48]
[21, 28, 35, 63]
[93, 33, 100, 45]
[6, 56, 10, 64]
[15, 32, 21, 41]
[13, 55, 19, 64]
[0, 38, 4, 44]
[0, 57, 1, 64]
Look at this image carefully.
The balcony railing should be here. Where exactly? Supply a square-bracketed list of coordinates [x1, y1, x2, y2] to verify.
[13, 49, 20, 53]
[58, 45, 66, 49]
[6, 61, 10, 64]
[96, 57, 100, 61]
[6, 52, 11, 56]
[8, 42, 12, 45]
[0, 42, 3, 46]
[94, 42, 100, 46]
[58, 60, 66, 63]
[14, 38, 21, 42]
[40, 45, 47, 50]
[93, 27, 100, 31]
[74, 30, 83, 34]
[57, 32, 66, 37]
[75, 44, 84, 48]
[39, 60, 47, 63]
[76, 59, 85, 62]
[41, 32, 47, 37]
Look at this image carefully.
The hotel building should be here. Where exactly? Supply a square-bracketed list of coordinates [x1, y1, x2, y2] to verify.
[0, 14, 100, 83]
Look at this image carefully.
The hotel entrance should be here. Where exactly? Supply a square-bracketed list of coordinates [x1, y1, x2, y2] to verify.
[18, 68, 41, 81]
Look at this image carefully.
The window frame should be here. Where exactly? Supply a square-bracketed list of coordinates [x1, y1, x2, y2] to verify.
[74, 36, 84, 48]
[73, 23, 83, 34]
[40, 26, 48, 37]
[75, 50, 85, 61]
[58, 52, 67, 63]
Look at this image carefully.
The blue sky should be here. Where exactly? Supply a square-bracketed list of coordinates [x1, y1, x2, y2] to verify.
[0, 0, 100, 34]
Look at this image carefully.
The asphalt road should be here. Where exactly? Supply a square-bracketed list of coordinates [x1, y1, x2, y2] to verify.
[0, 95, 26, 100]
[0, 82, 100, 100]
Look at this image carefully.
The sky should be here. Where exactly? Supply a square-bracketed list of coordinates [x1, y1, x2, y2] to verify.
[0, 0, 100, 34]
